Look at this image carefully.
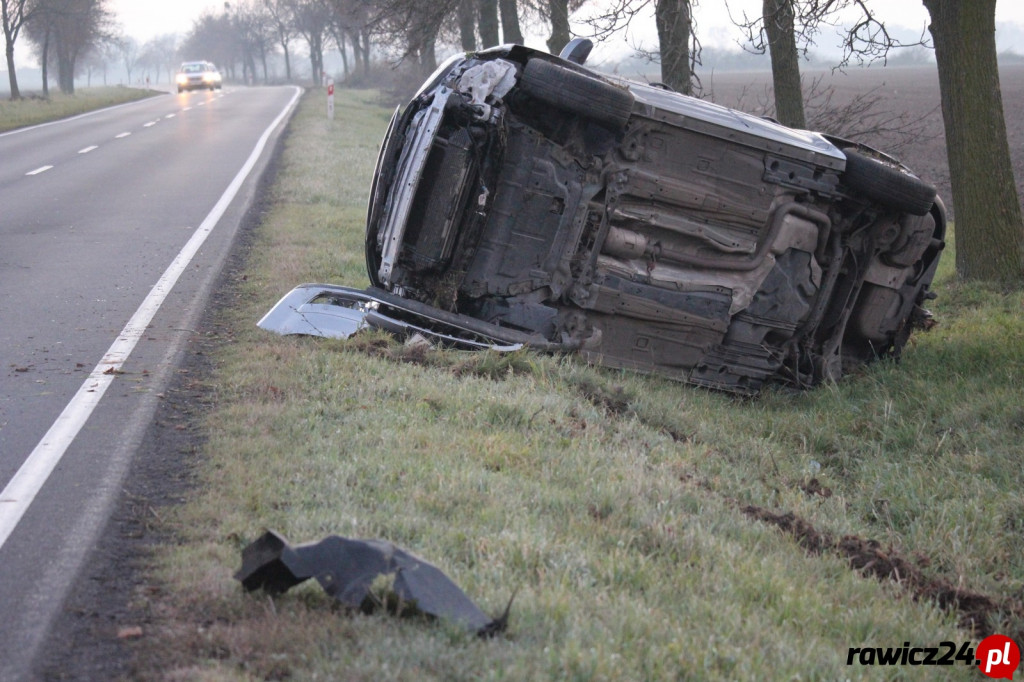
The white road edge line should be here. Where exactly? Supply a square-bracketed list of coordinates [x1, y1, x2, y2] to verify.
[0, 96, 159, 139]
[0, 86, 302, 551]
[26, 165, 53, 175]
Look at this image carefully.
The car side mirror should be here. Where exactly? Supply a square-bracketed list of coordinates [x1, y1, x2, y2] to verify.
[559, 38, 593, 65]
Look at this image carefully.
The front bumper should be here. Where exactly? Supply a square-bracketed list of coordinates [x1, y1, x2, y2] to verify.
[256, 283, 551, 351]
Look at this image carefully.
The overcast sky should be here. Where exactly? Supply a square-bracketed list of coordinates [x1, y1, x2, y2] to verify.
[109, 0, 1024, 47]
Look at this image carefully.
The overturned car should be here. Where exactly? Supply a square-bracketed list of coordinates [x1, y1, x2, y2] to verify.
[260, 43, 945, 395]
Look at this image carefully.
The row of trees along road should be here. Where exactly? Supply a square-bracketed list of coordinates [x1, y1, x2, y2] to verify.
[2, 0, 1022, 282]
[3, 0, 112, 97]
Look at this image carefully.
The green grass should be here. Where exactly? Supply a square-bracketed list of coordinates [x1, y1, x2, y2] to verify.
[0, 86, 160, 132]
[133, 88, 1023, 681]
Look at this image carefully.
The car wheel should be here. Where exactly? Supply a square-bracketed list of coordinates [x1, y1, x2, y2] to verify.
[518, 58, 634, 131]
[842, 149, 937, 216]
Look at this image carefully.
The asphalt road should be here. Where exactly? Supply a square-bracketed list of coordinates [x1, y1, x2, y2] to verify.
[0, 84, 301, 681]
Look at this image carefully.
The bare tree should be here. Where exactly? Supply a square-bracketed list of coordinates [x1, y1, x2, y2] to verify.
[498, 0, 522, 44]
[478, 0, 498, 47]
[581, 0, 699, 94]
[322, 0, 372, 81]
[179, 12, 236, 77]
[79, 43, 103, 85]
[115, 34, 138, 85]
[2, 0, 38, 98]
[655, 0, 693, 94]
[366, 0, 459, 78]
[732, 0, 926, 130]
[760, 0, 803, 127]
[25, 0, 114, 94]
[82, 40, 126, 86]
[139, 33, 178, 85]
[264, 0, 294, 79]
[544, 0, 571, 54]
[287, 0, 332, 84]
[229, 0, 273, 83]
[457, 0, 475, 50]
[922, 0, 1024, 281]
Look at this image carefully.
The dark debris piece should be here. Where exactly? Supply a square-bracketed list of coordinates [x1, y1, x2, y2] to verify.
[235, 530, 511, 636]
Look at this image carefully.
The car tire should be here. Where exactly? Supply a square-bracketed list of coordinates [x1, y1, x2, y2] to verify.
[842, 149, 936, 216]
[519, 58, 634, 131]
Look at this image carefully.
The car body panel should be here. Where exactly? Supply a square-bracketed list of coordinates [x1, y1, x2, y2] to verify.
[624, 80, 847, 169]
[263, 45, 945, 395]
[257, 284, 528, 351]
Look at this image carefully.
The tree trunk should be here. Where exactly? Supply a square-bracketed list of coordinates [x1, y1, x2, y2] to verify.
[499, 0, 523, 44]
[458, 0, 476, 51]
[309, 31, 323, 84]
[5, 39, 20, 99]
[56, 39, 75, 92]
[349, 30, 361, 74]
[477, 0, 498, 48]
[420, 33, 437, 76]
[923, 0, 1024, 281]
[361, 29, 370, 78]
[546, 0, 570, 55]
[41, 29, 49, 96]
[655, 0, 691, 95]
[763, 0, 805, 128]
[338, 30, 349, 78]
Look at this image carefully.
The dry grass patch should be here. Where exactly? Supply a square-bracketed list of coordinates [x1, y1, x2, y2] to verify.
[0, 86, 160, 132]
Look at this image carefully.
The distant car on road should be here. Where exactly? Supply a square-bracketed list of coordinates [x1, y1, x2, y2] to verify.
[176, 61, 222, 93]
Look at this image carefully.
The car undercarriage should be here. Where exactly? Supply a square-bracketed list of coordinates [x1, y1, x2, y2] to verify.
[261, 43, 945, 395]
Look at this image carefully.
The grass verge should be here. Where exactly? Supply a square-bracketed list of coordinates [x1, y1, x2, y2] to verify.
[0, 86, 161, 132]
[131, 88, 1023, 681]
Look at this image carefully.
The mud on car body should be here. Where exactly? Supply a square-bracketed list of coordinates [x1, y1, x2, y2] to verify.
[262, 43, 945, 395]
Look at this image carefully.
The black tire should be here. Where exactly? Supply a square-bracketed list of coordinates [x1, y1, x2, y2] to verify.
[518, 58, 634, 131]
[842, 149, 936, 216]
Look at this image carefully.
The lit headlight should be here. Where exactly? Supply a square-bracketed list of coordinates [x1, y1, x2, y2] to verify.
[176, 74, 188, 85]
